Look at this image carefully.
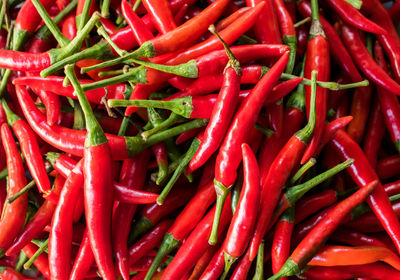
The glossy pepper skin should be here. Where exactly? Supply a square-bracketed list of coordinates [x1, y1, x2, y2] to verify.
[329, 129, 400, 254]
[0, 124, 28, 257]
[210, 52, 289, 246]
[222, 143, 260, 273]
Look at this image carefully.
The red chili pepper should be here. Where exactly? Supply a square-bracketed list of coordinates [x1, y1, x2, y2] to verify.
[22, 242, 50, 279]
[121, 0, 154, 45]
[346, 86, 372, 143]
[69, 230, 94, 280]
[130, 184, 196, 241]
[199, 247, 225, 280]
[144, 180, 215, 280]
[326, 0, 386, 34]
[294, 189, 339, 224]
[246, 0, 281, 44]
[304, 263, 400, 280]
[273, 0, 296, 73]
[361, 0, 400, 83]
[222, 143, 260, 274]
[6, 175, 65, 257]
[384, 179, 400, 197]
[329, 129, 400, 254]
[187, 29, 241, 175]
[49, 160, 83, 280]
[330, 228, 391, 249]
[374, 41, 400, 153]
[1, 101, 53, 199]
[128, 220, 172, 267]
[160, 199, 232, 280]
[340, 22, 400, 95]
[142, 0, 177, 34]
[363, 98, 385, 168]
[300, 0, 330, 164]
[248, 70, 317, 261]
[65, 65, 115, 280]
[230, 250, 252, 280]
[271, 207, 294, 280]
[0, 124, 28, 257]
[113, 149, 151, 280]
[308, 245, 400, 270]
[269, 180, 377, 279]
[259, 93, 306, 185]
[377, 154, 400, 180]
[0, 266, 36, 280]
[210, 52, 289, 245]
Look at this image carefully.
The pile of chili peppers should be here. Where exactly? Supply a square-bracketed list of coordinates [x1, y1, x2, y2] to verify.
[1, 0, 400, 279]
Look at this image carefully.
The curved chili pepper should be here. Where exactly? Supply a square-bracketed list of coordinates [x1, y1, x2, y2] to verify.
[269, 180, 377, 279]
[6, 175, 65, 257]
[113, 149, 150, 280]
[187, 29, 241, 175]
[304, 263, 400, 280]
[248, 70, 317, 261]
[308, 245, 400, 270]
[361, 0, 400, 83]
[377, 154, 400, 180]
[211, 52, 289, 246]
[363, 98, 385, 168]
[142, 0, 176, 34]
[300, 0, 330, 164]
[326, 0, 385, 34]
[0, 124, 28, 257]
[199, 247, 225, 280]
[160, 199, 232, 280]
[65, 65, 115, 280]
[222, 143, 260, 274]
[374, 41, 400, 153]
[15, 85, 207, 159]
[144, 181, 215, 280]
[128, 220, 172, 267]
[329, 129, 400, 254]
[69, 230, 94, 280]
[340, 22, 400, 95]
[272, 207, 294, 280]
[121, 0, 154, 45]
[49, 160, 84, 280]
[0, 266, 36, 280]
[1, 101, 53, 199]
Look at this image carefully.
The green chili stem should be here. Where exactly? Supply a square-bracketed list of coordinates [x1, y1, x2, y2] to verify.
[31, 0, 69, 46]
[65, 64, 107, 146]
[101, 0, 111, 18]
[76, 0, 93, 31]
[294, 17, 311, 28]
[288, 158, 316, 186]
[23, 239, 49, 269]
